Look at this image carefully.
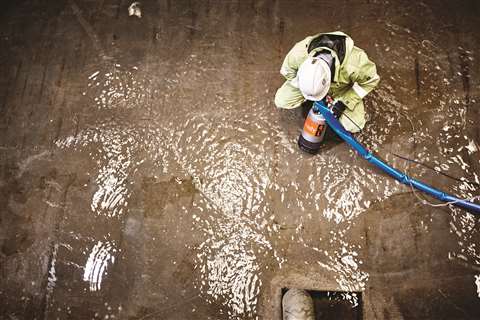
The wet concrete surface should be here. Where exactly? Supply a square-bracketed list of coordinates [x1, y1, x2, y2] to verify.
[1, 0, 480, 319]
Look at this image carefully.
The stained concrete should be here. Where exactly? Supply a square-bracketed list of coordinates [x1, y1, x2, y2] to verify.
[1, 0, 480, 319]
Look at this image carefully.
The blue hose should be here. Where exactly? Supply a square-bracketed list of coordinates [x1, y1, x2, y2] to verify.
[314, 100, 480, 215]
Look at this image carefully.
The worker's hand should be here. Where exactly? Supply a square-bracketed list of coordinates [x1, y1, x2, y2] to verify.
[332, 100, 347, 118]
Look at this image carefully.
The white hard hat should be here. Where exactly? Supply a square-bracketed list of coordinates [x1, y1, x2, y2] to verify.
[297, 56, 331, 101]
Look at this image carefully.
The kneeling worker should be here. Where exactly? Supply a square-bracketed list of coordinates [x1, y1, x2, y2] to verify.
[274, 31, 380, 135]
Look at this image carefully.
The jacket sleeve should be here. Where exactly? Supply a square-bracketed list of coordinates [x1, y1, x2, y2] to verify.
[338, 50, 380, 110]
[279, 37, 310, 81]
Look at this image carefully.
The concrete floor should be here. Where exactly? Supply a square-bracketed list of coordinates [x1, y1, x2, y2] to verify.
[1, 0, 480, 319]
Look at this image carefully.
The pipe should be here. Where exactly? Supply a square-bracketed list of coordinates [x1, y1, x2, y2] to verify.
[282, 289, 315, 320]
[314, 100, 480, 215]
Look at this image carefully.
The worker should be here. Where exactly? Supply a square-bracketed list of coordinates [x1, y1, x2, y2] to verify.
[274, 31, 380, 133]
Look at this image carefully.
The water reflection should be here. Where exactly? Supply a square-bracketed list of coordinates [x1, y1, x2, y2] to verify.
[377, 21, 480, 294]
[55, 65, 158, 299]
[201, 142, 266, 217]
[196, 216, 265, 318]
[172, 111, 280, 318]
[83, 240, 116, 292]
[51, 23, 480, 317]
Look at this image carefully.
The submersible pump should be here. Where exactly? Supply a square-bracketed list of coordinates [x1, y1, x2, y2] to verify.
[298, 104, 327, 154]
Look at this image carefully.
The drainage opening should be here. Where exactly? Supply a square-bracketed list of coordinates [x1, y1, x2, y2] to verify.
[282, 288, 363, 320]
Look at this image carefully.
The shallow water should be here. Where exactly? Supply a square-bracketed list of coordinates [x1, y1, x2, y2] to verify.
[1, 0, 480, 319]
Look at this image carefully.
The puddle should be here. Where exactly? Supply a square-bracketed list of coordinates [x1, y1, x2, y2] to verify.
[2, 1, 479, 319]
[51, 29, 480, 318]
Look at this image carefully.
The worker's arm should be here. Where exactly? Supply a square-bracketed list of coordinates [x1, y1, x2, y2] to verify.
[338, 50, 380, 110]
[279, 37, 311, 82]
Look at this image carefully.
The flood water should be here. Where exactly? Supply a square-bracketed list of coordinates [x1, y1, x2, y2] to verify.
[1, 0, 480, 319]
